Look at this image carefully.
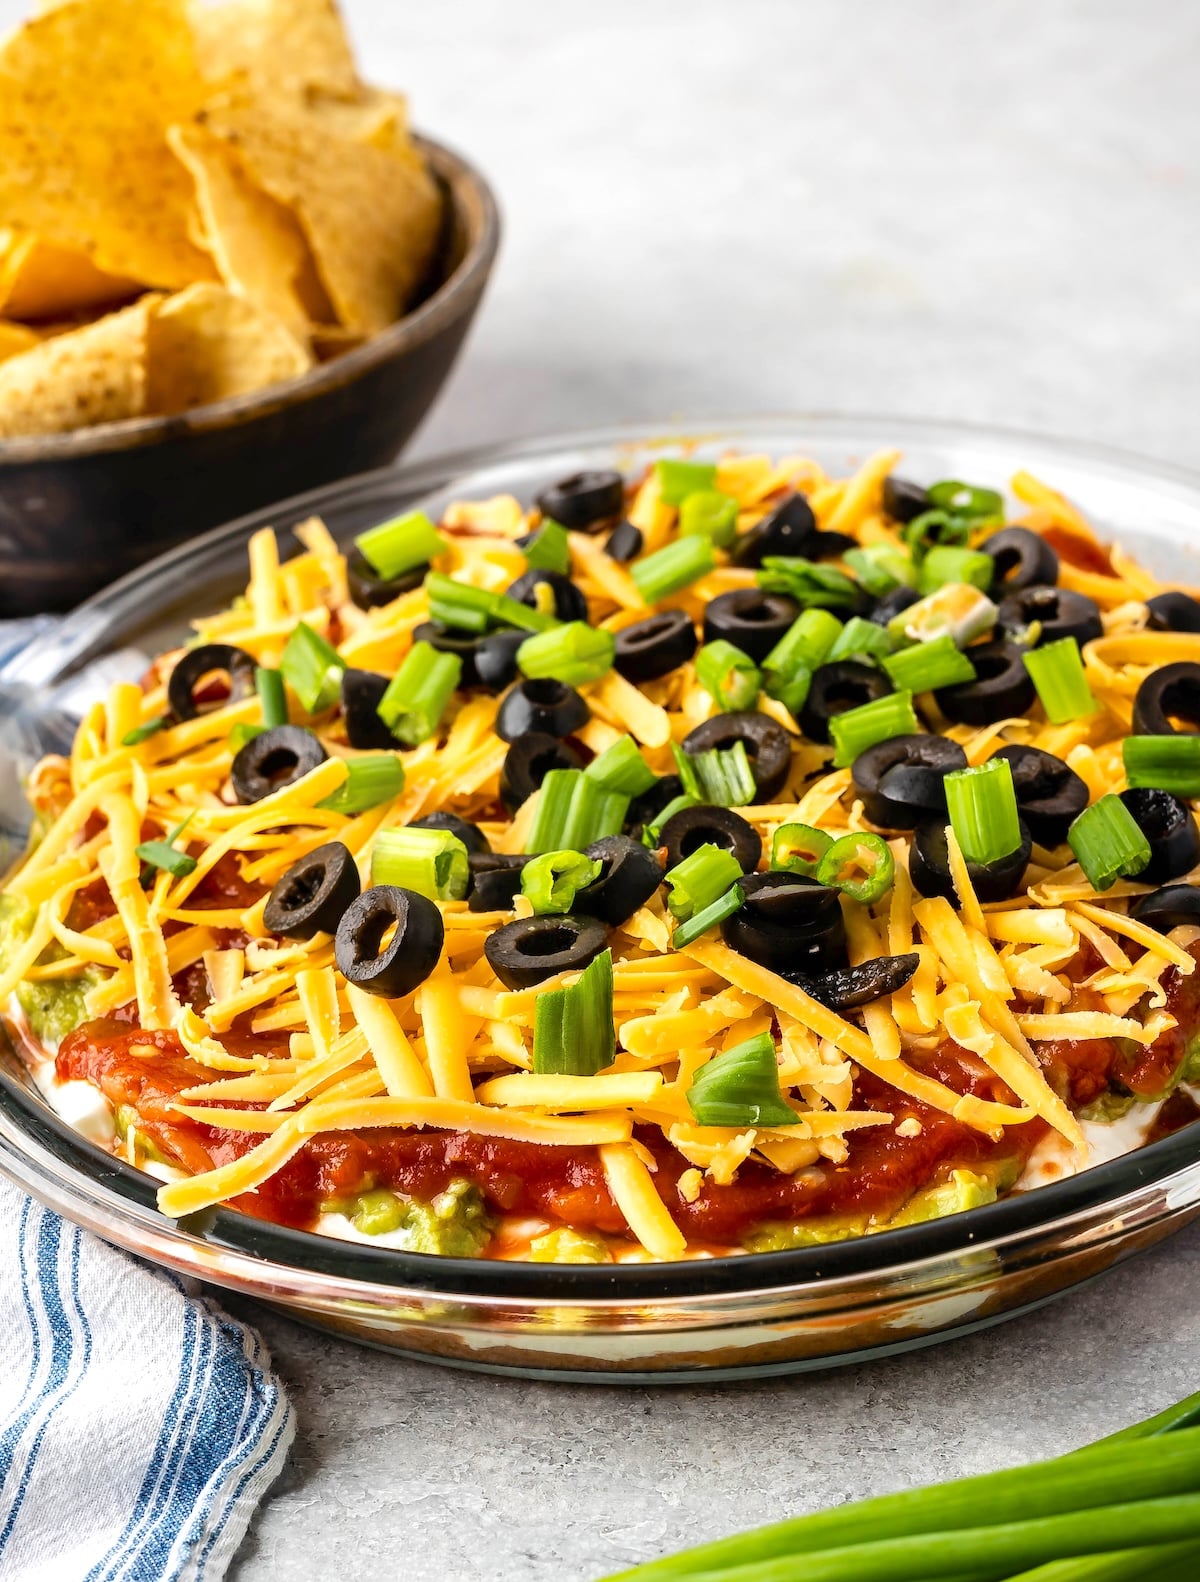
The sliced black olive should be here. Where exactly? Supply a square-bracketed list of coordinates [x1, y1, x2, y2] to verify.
[702, 589, 800, 663]
[412, 621, 482, 687]
[604, 519, 643, 562]
[496, 678, 589, 743]
[473, 629, 526, 693]
[410, 812, 491, 856]
[658, 804, 762, 873]
[231, 725, 327, 804]
[803, 952, 920, 1011]
[851, 734, 967, 829]
[484, 913, 609, 990]
[467, 852, 527, 913]
[934, 640, 1035, 727]
[799, 661, 893, 745]
[730, 492, 817, 567]
[737, 870, 841, 928]
[1119, 788, 1200, 885]
[500, 732, 586, 812]
[264, 841, 361, 939]
[990, 745, 1089, 848]
[805, 529, 859, 561]
[979, 527, 1059, 598]
[578, 835, 664, 925]
[347, 548, 427, 610]
[334, 885, 444, 998]
[882, 476, 930, 524]
[340, 668, 397, 750]
[682, 712, 793, 802]
[1146, 591, 1200, 635]
[721, 872, 847, 976]
[613, 610, 698, 682]
[1131, 883, 1200, 933]
[534, 470, 624, 531]
[506, 569, 588, 623]
[624, 774, 684, 838]
[997, 586, 1103, 649]
[1131, 662, 1200, 736]
[167, 642, 256, 721]
[867, 585, 921, 627]
[910, 816, 1032, 905]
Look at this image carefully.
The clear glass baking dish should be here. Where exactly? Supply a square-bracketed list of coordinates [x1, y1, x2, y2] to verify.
[2, 416, 1200, 1383]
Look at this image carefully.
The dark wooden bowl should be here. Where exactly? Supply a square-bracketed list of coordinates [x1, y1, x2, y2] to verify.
[0, 136, 500, 616]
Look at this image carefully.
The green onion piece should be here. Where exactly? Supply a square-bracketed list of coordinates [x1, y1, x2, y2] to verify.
[757, 557, 860, 610]
[678, 489, 739, 548]
[377, 641, 462, 746]
[816, 830, 895, 904]
[641, 792, 700, 846]
[424, 572, 557, 634]
[527, 769, 629, 854]
[522, 518, 571, 574]
[671, 741, 756, 807]
[121, 715, 168, 747]
[671, 884, 744, 949]
[1023, 637, 1098, 724]
[521, 849, 603, 914]
[371, 826, 469, 900]
[255, 666, 287, 728]
[687, 1031, 799, 1127]
[584, 735, 657, 796]
[826, 616, 892, 666]
[887, 584, 998, 648]
[654, 458, 717, 505]
[229, 722, 264, 751]
[918, 544, 995, 595]
[1123, 735, 1200, 797]
[828, 689, 917, 769]
[945, 758, 1022, 865]
[903, 508, 973, 558]
[882, 633, 977, 692]
[763, 608, 843, 677]
[695, 639, 761, 711]
[765, 669, 812, 716]
[517, 622, 615, 686]
[771, 822, 834, 878]
[355, 509, 445, 581]
[136, 813, 197, 884]
[843, 544, 916, 596]
[631, 535, 715, 604]
[316, 754, 405, 815]
[532, 948, 615, 1076]
[279, 621, 345, 713]
[1068, 795, 1151, 891]
[928, 478, 1005, 519]
[664, 841, 744, 922]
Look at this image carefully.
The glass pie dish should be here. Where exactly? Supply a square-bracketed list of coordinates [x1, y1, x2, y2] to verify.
[2, 415, 1200, 1383]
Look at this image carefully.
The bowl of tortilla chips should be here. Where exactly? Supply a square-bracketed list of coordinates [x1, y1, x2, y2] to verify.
[0, 0, 499, 615]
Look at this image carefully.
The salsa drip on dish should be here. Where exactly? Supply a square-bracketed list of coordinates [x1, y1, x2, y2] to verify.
[6, 448, 1200, 1263]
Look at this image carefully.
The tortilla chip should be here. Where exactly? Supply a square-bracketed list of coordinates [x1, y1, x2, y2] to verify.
[197, 99, 442, 333]
[305, 86, 417, 161]
[0, 0, 216, 287]
[0, 321, 39, 364]
[188, 0, 359, 99]
[0, 297, 155, 438]
[0, 230, 140, 321]
[146, 282, 312, 413]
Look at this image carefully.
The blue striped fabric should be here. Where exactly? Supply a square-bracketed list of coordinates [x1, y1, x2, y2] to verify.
[0, 1180, 294, 1581]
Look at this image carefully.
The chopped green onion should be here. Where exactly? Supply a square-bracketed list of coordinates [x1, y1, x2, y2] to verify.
[882, 633, 977, 692]
[887, 583, 998, 648]
[316, 754, 405, 815]
[517, 622, 615, 686]
[816, 830, 895, 904]
[355, 509, 445, 580]
[945, 758, 1022, 865]
[255, 666, 287, 728]
[687, 1031, 799, 1127]
[757, 557, 860, 610]
[663, 842, 744, 921]
[532, 948, 615, 1076]
[695, 639, 761, 711]
[121, 715, 168, 747]
[826, 616, 892, 666]
[843, 543, 915, 595]
[679, 489, 739, 548]
[377, 641, 462, 746]
[902, 508, 973, 557]
[526, 769, 629, 854]
[1023, 637, 1098, 724]
[765, 670, 813, 716]
[279, 621, 345, 713]
[671, 884, 744, 949]
[828, 689, 918, 769]
[137, 813, 196, 884]
[918, 544, 995, 594]
[641, 792, 700, 846]
[631, 535, 715, 604]
[771, 822, 834, 878]
[584, 735, 657, 797]
[370, 825, 469, 900]
[927, 478, 1005, 519]
[229, 722, 264, 751]
[672, 741, 756, 806]
[520, 849, 602, 914]
[1068, 795, 1151, 891]
[424, 572, 557, 634]
[654, 458, 717, 505]
[1123, 735, 1200, 797]
[763, 608, 843, 677]
[522, 518, 571, 575]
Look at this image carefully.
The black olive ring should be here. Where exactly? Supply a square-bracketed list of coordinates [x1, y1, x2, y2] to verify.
[341, 668, 398, 750]
[467, 852, 528, 913]
[730, 492, 817, 567]
[231, 725, 327, 804]
[1131, 884, 1200, 933]
[496, 678, 589, 743]
[167, 642, 257, 722]
[934, 640, 1035, 727]
[506, 569, 589, 623]
[578, 836, 664, 926]
[1131, 662, 1200, 737]
[614, 611, 698, 683]
[681, 712, 793, 802]
[347, 549, 428, 611]
[1119, 788, 1200, 885]
[703, 589, 801, 664]
[799, 662, 893, 746]
[499, 732, 586, 812]
[410, 812, 491, 856]
[534, 470, 624, 531]
[658, 805, 763, 873]
[851, 734, 968, 829]
[264, 841, 362, 939]
[484, 914, 610, 990]
[335, 885, 445, 998]
[997, 586, 1103, 649]
[721, 872, 847, 977]
[979, 527, 1059, 597]
[910, 817, 1033, 905]
[1146, 591, 1200, 635]
[990, 744, 1089, 848]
